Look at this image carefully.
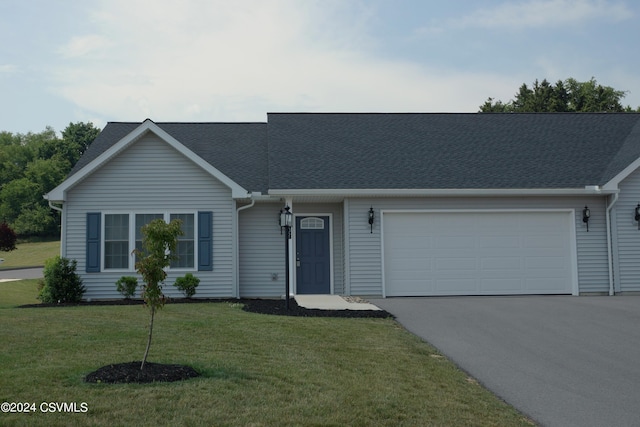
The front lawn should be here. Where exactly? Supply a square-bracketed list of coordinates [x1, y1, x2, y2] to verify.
[0, 239, 60, 269]
[0, 281, 533, 426]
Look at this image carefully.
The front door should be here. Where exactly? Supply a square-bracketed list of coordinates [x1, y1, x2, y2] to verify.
[296, 216, 331, 294]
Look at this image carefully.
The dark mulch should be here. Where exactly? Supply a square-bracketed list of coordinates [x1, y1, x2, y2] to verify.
[84, 361, 200, 384]
[242, 298, 393, 318]
[20, 297, 394, 318]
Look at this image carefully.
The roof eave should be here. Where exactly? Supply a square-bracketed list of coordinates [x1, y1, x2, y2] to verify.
[268, 187, 615, 198]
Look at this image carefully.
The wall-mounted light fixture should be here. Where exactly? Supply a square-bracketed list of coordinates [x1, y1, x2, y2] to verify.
[635, 204, 640, 230]
[368, 206, 375, 233]
[582, 206, 590, 232]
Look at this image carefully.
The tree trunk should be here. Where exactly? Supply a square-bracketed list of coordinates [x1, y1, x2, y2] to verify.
[141, 307, 155, 370]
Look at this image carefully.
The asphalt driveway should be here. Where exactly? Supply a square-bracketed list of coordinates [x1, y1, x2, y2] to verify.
[371, 296, 640, 427]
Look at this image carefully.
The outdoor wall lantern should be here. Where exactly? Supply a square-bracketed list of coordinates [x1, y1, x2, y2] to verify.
[279, 206, 292, 310]
[635, 204, 640, 230]
[582, 206, 590, 232]
[368, 206, 375, 233]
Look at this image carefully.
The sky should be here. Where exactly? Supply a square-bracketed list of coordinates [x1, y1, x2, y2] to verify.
[1, 0, 639, 135]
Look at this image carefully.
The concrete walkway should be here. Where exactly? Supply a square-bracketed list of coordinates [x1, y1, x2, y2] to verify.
[295, 295, 381, 310]
[372, 296, 640, 427]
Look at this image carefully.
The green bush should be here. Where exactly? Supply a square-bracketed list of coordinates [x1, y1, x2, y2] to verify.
[115, 276, 138, 299]
[173, 273, 200, 298]
[38, 256, 85, 303]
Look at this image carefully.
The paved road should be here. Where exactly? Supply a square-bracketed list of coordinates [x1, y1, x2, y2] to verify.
[0, 268, 43, 280]
[372, 296, 640, 427]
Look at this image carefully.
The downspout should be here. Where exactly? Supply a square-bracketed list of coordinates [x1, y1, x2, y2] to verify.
[47, 199, 65, 257]
[48, 200, 63, 213]
[235, 195, 256, 298]
[606, 192, 619, 296]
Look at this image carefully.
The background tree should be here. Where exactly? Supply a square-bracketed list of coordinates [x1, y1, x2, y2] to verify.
[480, 77, 638, 113]
[0, 122, 100, 237]
[60, 122, 101, 165]
[134, 218, 183, 370]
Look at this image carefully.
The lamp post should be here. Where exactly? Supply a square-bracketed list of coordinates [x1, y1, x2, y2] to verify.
[279, 205, 293, 310]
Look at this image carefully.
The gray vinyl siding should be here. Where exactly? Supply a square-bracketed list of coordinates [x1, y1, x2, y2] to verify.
[238, 202, 345, 297]
[63, 133, 236, 299]
[345, 196, 609, 296]
[238, 202, 285, 297]
[614, 168, 640, 292]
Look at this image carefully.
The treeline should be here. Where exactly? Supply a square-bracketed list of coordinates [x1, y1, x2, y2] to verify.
[0, 122, 100, 237]
[480, 77, 640, 113]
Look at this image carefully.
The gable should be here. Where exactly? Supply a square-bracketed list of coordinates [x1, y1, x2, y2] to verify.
[68, 132, 234, 202]
[46, 120, 252, 201]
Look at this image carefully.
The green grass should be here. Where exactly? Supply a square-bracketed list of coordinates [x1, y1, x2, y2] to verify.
[0, 281, 533, 427]
[0, 239, 60, 269]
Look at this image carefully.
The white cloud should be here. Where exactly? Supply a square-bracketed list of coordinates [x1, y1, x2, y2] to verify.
[0, 64, 17, 74]
[47, 0, 567, 122]
[421, 0, 631, 33]
[57, 34, 113, 58]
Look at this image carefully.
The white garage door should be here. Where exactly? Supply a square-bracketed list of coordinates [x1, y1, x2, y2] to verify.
[383, 211, 576, 296]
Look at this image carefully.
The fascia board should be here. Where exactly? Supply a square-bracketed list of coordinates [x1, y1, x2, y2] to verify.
[268, 188, 614, 197]
[602, 157, 640, 191]
[45, 119, 249, 201]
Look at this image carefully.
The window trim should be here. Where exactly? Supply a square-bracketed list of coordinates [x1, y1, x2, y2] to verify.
[101, 211, 198, 272]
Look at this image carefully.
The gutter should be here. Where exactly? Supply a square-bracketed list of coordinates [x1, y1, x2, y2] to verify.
[268, 187, 614, 198]
[606, 192, 620, 296]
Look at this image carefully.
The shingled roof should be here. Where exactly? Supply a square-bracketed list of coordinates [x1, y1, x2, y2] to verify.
[69, 113, 640, 194]
[267, 113, 640, 190]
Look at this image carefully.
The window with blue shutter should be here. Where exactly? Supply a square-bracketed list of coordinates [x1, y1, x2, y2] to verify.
[86, 212, 101, 272]
[198, 211, 213, 271]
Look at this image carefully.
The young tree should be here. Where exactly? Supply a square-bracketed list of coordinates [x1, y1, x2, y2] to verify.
[133, 218, 183, 370]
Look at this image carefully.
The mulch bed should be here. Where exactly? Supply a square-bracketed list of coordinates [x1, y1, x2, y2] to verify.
[23, 297, 393, 384]
[84, 361, 200, 384]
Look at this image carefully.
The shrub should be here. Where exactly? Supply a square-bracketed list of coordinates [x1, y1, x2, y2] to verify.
[0, 222, 17, 252]
[173, 273, 200, 298]
[116, 276, 138, 299]
[38, 256, 85, 303]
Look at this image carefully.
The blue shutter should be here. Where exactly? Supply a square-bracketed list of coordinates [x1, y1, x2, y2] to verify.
[86, 212, 101, 273]
[198, 211, 213, 271]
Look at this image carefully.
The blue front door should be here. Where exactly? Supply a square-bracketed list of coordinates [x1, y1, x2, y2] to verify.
[296, 216, 331, 294]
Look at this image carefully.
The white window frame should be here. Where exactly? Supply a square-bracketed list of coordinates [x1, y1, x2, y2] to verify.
[102, 211, 198, 272]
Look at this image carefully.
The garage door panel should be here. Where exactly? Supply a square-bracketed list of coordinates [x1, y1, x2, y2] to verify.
[479, 236, 522, 249]
[435, 257, 476, 271]
[526, 278, 567, 292]
[384, 211, 575, 296]
[436, 278, 477, 293]
[480, 257, 522, 270]
[481, 278, 524, 292]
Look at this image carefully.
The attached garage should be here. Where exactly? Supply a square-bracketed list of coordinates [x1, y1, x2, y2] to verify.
[382, 211, 578, 296]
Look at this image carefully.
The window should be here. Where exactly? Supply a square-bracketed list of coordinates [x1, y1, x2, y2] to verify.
[101, 212, 197, 271]
[300, 217, 325, 230]
[104, 214, 129, 269]
[170, 213, 195, 269]
[135, 213, 163, 263]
